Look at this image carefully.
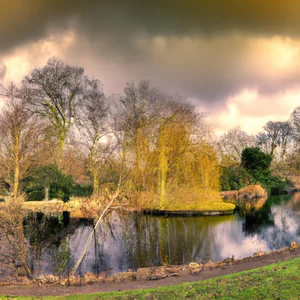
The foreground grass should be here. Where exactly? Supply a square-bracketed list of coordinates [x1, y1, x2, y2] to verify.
[2, 257, 300, 299]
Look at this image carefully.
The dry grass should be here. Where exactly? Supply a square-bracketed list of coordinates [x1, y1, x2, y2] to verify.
[22, 200, 65, 213]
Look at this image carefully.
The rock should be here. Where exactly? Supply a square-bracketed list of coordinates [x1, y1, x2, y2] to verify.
[16, 267, 26, 277]
[253, 250, 265, 257]
[189, 266, 204, 275]
[188, 262, 201, 269]
[84, 272, 98, 283]
[34, 274, 47, 284]
[136, 267, 168, 281]
[68, 275, 82, 285]
[222, 257, 234, 265]
[165, 266, 182, 274]
[188, 262, 203, 275]
[46, 274, 59, 283]
[290, 241, 298, 252]
[205, 262, 219, 269]
[118, 271, 136, 281]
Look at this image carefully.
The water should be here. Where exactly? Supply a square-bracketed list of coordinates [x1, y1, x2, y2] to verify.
[23, 192, 300, 275]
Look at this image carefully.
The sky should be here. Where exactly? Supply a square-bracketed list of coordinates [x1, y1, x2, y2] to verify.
[0, 0, 300, 134]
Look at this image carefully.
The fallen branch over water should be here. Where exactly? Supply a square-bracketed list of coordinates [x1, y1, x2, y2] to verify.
[70, 187, 121, 276]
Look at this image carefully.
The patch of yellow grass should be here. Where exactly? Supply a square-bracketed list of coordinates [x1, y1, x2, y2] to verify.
[138, 188, 236, 212]
[160, 201, 235, 211]
[22, 200, 64, 212]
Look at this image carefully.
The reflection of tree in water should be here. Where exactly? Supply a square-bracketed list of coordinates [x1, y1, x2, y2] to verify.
[116, 214, 222, 267]
[23, 211, 91, 274]
[92, 212, 221, 270]
[91, 228, 108, 276]
[242, 197, 274, 236]
[243, 193, 300, 249]
[26, 195, 298, 275]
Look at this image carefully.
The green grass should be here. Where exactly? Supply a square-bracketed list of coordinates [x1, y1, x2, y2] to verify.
[2, 257, 300, 299]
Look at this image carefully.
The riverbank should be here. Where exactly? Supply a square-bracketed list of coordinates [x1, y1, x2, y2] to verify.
[0, 244, 299, 298]
[20, 198, 236, 217]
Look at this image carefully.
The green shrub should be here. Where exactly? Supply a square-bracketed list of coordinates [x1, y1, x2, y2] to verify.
[22, 164, 74, 201]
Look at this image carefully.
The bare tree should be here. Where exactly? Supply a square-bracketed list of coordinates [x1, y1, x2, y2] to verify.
[77, 79, 111, 194]
[22, 57, 85, 166]
[218, 127, 255, 163]
[0, 83, 42, 196]
[291, 106, 300, 143]
[256, 121, 293, 158]
[0, 197, 34, 279]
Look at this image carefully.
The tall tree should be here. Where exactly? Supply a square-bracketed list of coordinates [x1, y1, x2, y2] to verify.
[22, 57, 85, 166]
[114, 81, 162, 199]
[156, 100, 197, 206]
[241, 147, 272, 184]
[218, 127, 255, 162]
[0, 84, 41, 196]
[291, 106, 300, 143]
[78, 79, 110, 194]
[256, 121, 293, 158]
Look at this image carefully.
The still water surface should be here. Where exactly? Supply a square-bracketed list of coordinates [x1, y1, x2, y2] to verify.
[24, 192, 300, 275]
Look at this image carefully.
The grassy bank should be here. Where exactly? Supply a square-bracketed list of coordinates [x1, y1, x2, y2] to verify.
[2, 257, 300, 299]
[20, 193, 236, 216]
[137, 189, 236, 213]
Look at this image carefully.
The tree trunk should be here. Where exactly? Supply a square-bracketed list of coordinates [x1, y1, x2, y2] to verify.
[57, 131, 66, 168]
[44, 186, 49, 201]
[92, 171, 99, 194]
[158, 129, 168, 207]
[13, 135, 20, 197]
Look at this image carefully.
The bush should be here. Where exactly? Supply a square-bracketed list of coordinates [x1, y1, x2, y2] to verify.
[22, 164, 74, 201]
[220, 165, 250, 191]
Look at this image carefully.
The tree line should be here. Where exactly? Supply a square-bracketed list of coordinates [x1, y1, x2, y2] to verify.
[0, 57, 299, 207]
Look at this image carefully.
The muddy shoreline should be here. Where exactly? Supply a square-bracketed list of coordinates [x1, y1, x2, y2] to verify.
[0, 244, 299, 297]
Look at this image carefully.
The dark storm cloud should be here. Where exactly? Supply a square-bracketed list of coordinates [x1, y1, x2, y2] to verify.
[2, 0, 300, 103]
[1, 0, 300, 54]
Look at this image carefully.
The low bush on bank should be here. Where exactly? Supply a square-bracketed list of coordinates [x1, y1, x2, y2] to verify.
[238, 185, 267, 199]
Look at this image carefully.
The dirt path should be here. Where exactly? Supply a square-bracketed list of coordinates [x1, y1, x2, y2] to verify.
[1, 247, 300, 297]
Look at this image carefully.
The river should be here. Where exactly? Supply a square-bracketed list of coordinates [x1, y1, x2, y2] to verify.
[23, 192, 300, 276]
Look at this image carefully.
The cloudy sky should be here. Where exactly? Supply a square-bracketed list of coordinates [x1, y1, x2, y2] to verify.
[0, 0, 300, 134]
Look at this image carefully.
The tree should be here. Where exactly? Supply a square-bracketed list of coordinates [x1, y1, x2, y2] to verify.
[241, 147, 272, 184]
[291, 106, 300, 143]
[218, 127, 255, 162]
[0, 83, 42, 196]
[156, 100, 197, 205]
[77, 79, 110, 194]
[22, 57, 85, 166]
[256, 121, 293, 158]
[114, 81, 163, 202]
[22, 164, 73, 201]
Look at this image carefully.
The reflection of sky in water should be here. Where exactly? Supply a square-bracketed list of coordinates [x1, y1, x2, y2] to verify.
[39, 192, 300, 274]
[213, 220, 268, 260]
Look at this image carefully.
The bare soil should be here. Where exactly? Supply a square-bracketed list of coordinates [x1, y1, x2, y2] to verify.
[1, 247, 300, 297]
